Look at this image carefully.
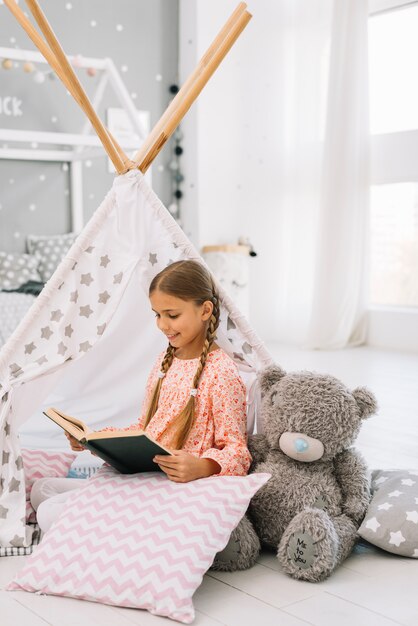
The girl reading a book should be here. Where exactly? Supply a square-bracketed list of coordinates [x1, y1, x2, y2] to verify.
[31, 260, 252, 530]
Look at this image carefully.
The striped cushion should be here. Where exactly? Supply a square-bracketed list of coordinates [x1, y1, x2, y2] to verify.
[0, 524, 42, 558]
[22, 449, 77, 523]
[8, 465, 270, 623]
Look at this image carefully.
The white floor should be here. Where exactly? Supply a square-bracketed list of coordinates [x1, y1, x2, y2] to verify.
[1, 344, 418, 626]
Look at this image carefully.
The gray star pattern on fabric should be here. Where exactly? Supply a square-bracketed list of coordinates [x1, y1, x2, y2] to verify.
[85, 246, 95, 253]
[233, 352, 245, 362]
[9, 477, 20, 492]
[97, 324, 106, 336]
[72, 262, 78, 270]
[15, 455, 23, 470]
[41, 326, 53, 340]
[58, 282, 64, 290]
[24, 342, 36, 355]
[227, 317, 236, 331]
[9, 363, 22, 378]
[51, 309, 64, 323]
[242, 342, 253, 355]
[57, 342, 68, 356]
[79, 341, 93, 353]
[80, 273, 94, 286]
[149, 253, 158, 266]
[79, 305, 94, 318]
[2, 450, 10, 464]
[0, 477, 5, 491]
[100, 255, 110, 267]
[0, 504, 8, 518]
[4, 422, 10, 436]
[98, 291, 110, 304]
[113, 272, 123, 284]
[36, 356, 48, 366]
[173, 242, 179, 248]
[10, 535, 24, 547]
[70, 290, 79, 303]
[64, 324, 74, 338]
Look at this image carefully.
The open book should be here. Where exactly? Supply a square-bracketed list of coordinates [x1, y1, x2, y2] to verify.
[43, 407, 171, 474]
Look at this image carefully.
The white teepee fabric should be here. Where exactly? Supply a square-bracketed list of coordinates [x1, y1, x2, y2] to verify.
[0, 169, 273, 548]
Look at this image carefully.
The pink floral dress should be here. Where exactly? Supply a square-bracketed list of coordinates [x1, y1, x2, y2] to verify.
[135, 348, 252, 476]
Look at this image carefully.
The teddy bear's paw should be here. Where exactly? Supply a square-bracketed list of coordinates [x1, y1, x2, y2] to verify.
[278, 509, 339, 582]
[210, 515, 260, 572]
[342, 495, 369, 524]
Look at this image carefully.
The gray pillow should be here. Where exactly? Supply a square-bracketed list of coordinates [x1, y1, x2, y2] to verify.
[0, 251, 42, 289]
[358, 469, 418, 558]
[27, 232, 76, 282]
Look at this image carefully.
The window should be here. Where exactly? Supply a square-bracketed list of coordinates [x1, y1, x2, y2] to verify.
[368, 3, 418, 309]
[370, 183, 418, 306]
[369, 5, 418, 134]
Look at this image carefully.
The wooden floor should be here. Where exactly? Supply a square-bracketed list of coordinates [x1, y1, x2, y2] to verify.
[1, 344, 418, 626]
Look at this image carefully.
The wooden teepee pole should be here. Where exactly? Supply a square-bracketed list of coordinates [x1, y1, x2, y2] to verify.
[5, 0, 252, 177]
[136, 7, 252, 173]
[24, 0, 132, 174]
[3, 0, 131, 174]
[133, 2, 248, 169]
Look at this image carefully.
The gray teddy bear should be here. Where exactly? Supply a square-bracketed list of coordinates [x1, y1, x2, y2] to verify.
[212, 365, 378, 582]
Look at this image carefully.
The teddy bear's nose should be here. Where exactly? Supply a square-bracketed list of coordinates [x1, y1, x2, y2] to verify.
[294, 438, 309, 452]
[279, 431, 325, 462]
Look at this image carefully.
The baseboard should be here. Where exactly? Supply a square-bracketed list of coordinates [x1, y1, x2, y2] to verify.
[367, 307, 418, 352]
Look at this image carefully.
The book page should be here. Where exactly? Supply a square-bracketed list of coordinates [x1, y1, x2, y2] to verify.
[86, 428, 145, 441]
[44, 408, 91, 440]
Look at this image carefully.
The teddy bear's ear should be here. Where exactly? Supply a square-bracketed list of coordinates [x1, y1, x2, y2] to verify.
[258, 365, 286, 393]
[352, 386, 378, 419]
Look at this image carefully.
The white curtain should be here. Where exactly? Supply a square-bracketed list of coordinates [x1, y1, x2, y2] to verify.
[274, 0, 370, 348]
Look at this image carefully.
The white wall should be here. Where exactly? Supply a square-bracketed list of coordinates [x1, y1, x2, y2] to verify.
[179, 0, 283, 343]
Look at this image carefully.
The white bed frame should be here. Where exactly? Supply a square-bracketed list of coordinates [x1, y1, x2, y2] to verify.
[0, 46, 147, 232]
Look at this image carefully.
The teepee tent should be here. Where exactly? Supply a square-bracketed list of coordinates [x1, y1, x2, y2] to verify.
[0, 0, 273, 548]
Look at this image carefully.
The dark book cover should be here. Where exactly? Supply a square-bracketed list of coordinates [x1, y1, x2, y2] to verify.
[81, 435, 171, 474]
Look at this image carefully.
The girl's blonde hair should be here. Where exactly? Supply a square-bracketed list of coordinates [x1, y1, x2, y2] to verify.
[143, 260, 220, 449]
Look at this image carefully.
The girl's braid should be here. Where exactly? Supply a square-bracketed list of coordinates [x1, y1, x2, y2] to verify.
[143, 344, 175, 429]
[192, 292, 220, 389]
[160, 344, 175, 375]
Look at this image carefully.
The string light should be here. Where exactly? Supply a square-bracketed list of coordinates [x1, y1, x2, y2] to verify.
[1, 56, 97, 79]
[23, 61, 35, 73]
[33, 71, 46, 84]
[71, 54, 83, 68]
[166, 84, 184, 222]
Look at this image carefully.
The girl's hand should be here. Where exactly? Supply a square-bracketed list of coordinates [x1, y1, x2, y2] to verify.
[153, 450, 221, 483]
[64, 431, 85, 452]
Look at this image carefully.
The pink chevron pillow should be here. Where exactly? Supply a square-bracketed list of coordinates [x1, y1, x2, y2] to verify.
[22, 448, 77, 523]
[8, 466, 270, 623]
